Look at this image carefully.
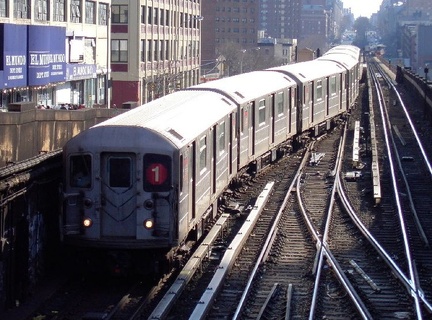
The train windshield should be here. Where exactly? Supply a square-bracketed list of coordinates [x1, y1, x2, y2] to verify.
[109, 157, 132, 187]
[70, 154, 92, 188]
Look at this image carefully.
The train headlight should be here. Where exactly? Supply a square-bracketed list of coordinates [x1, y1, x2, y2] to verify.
[83, 218, 93, 228]
[143, 218, 154, 230]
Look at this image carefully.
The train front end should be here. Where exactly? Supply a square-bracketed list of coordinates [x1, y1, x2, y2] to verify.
[61, 126, 178, 273]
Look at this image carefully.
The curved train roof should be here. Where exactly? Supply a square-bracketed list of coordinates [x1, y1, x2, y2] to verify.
[326, 45, 360, 55]
[267, 59, 347, 83]
[186, 70, 296, 104]
[92, 90, 236, 149]
[323, 45, 361, 61]
[318, 45, 360, 70]
[317, 52, 359, 69]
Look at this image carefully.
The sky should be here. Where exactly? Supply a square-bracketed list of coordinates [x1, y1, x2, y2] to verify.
[342, 0, 383, 19]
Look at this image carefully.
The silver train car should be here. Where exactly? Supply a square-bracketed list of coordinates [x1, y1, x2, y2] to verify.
[61, 45, 361, 274]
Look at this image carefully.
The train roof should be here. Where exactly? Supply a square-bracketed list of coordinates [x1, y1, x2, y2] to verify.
[186, 70, 296, 104]
[317, 52, 359, 69]
[326, 45, 360, 55]
[267, 59, 346, 83]
[324, 45, 361, 60]
[93, 90, 236, 149]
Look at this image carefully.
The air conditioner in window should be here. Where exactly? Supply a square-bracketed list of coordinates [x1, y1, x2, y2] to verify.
[70, 39, 85, 63]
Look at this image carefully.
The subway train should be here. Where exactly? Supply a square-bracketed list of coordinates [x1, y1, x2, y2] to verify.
[60, 45, 361, 274]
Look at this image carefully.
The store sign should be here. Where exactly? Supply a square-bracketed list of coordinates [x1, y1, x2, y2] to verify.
[1, 24, 28, 88]
[66, 64, 97, 81]
[28, 25, 66, 86]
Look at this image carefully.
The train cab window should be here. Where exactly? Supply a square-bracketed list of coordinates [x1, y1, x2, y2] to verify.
[70, 155, 92, 188]
[316, 80, 323, 101]
[199, 136, 207, 172]
[276, 92, 284, 115]
[109, 157, 131, 188]
[143, 153, 171, 192]
[218, 121, 226, 154]
[258, 99, 266, 124]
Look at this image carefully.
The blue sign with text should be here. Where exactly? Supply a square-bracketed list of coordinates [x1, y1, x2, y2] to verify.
[28, 25, 66, 86]
[1, 24, 28, 88]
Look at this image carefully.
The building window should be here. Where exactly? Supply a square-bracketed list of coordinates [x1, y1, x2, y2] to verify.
[14, 0, 30, 19]
[98, 2, 107, 25]
[112, 4, 128, 23]
[0, 0, 8, 17]
[160, 8, 164, 25]
[141, 40, 145, 62]
[147, 40, 152, 61]
[160, 40, 164, 60]
[85, 1, 95, 24]
[147, 5, 152, 24]
[166, 40, 170, 60]
[35, 0, 48, 21]
[111, 39, 128, 62]
[53, 0, 65, 21]
[153, 7, 158, 24]
[70, 0, 81, 23]
[153, 40, 158, 60]
[141, 5, 146, 23]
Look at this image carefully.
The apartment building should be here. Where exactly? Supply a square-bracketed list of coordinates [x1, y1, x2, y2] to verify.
[259, 0, 302, 40]
[110, 0, 202, 106]
[201, 0, 259, 75]
[0, 0, 110, 109]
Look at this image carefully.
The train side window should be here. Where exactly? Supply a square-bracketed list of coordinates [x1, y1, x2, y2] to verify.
[109, 157, 131, 187]
[276, 92, 284, 115]
[258, 99, 266, 125]
[143, 153, 171, 192]
[330, 76, 337, 95]
[316, 80, 323, 101]
[199, 136, 207, 172]
[242, 106, 249, 133]
[70, 155, 92, 188]
[218, 121, 226, 154]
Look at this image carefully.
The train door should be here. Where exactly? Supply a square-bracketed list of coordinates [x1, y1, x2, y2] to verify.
[271, 94, 275, 145]
[249, 101, 255, 159]
[239, 104, 250, 168]
[214, 120, 229, 195]
[100, 153, 137, 238]
[326, 77, 330, 116]
[190, 143, 196, 221]
[308, 82, 314, 124]
[292, 87, 299, 134]
[212, 125, 217, 195]
[339, 73, 344, 110]
[229, 112, 237, 176]
[178, 146, 194, 241]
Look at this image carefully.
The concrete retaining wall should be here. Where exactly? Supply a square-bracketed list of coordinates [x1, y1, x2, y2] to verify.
[0, 108, 125, 168]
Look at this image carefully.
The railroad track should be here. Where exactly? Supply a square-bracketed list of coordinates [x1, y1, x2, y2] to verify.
[367, 60, 432, 316]
[24, 61, 432, 320]
[144, 63, 432, 319]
